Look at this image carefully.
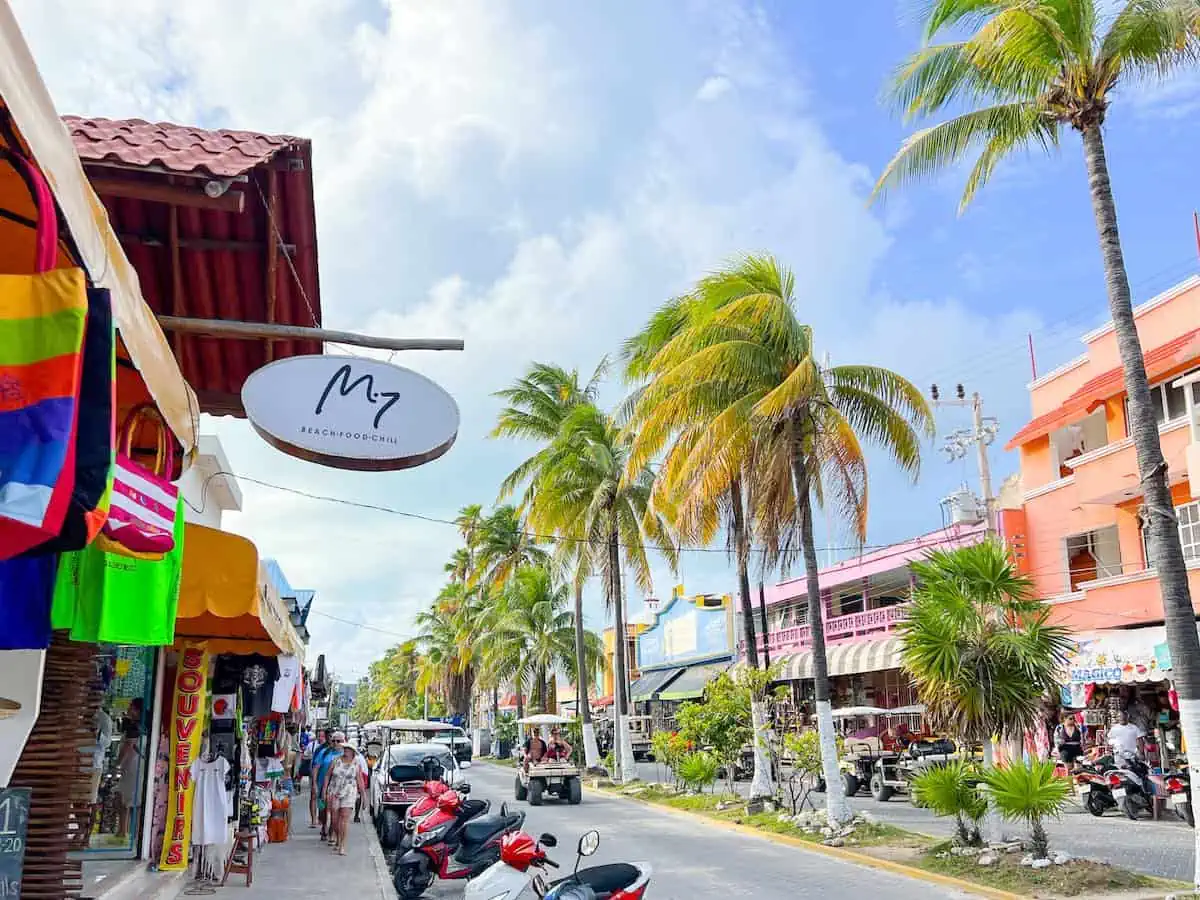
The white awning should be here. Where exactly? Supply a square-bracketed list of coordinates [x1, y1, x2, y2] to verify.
[0, 3, 197, 452]
[780, 636, 903, 681]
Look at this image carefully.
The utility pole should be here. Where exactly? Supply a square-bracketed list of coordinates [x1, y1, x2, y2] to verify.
[930, 383, 1000, 536]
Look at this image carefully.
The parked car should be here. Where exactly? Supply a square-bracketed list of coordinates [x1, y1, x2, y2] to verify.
[433, 725, 474, 763]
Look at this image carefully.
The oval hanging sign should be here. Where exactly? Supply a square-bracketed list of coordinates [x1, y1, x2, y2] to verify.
[241, 355, 460, 471]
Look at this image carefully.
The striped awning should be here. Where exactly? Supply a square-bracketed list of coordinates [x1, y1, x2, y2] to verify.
[779, 637, 903, 681]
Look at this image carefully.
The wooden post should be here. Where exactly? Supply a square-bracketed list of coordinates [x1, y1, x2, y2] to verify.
[265, 169, 280, 362]
[168, 204, 185, 367]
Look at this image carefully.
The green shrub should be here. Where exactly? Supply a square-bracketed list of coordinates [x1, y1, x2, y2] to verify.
[494, 713, 518, 750]
[981, 760, 1071, 859]
[676, 751, 720, 792]
[603, 750, 615, 773]
[911, 761, 986, 847]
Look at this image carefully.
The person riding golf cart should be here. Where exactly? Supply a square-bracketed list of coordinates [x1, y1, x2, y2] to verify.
[514, 714, 584, 806]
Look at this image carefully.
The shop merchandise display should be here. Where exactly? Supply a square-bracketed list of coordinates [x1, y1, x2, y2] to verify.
[0, 553, 58, 649]
[271, 654, 300, 713]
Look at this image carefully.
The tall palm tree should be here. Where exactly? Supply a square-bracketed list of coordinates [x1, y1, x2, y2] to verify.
[900, 540, 1072, 839]
[492, 362, 607, 767]
[494, 566, 602, 712]
[473, 505, 549, 591]
[529, 401, 677, 781]
[633, 254, 932, 821]
[873, 3, 1200, 850]
[623, 296, 763, 673]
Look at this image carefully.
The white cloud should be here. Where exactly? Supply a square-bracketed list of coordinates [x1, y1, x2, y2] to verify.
[10, 0, 1054, 677]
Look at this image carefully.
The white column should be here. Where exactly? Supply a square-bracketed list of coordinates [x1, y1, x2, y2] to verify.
[139, 648, 167, 860]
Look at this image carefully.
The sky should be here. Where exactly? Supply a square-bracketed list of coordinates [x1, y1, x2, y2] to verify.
[13, 0, 1200, 683]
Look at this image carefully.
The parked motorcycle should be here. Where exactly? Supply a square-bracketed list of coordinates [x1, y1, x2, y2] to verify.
[397, 779, 456, 852]
[1107, 754, 1154, 820]
[392, 790, 525, 899]
[1165, 769, 1194, 827]
[466, 828, 652, 900]
[1073, 758, 1117, 817]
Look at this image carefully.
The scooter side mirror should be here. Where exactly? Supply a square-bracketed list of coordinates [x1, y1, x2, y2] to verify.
[455, 782, 472, 793]
[539, 833, 557, 848]
[577, 829, 600, 857]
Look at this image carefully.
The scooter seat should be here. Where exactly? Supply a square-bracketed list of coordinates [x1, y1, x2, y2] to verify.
[461, 811, 521, 844]
[552, 863, 641, 899]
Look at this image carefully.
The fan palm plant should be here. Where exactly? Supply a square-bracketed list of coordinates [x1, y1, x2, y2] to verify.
[530, 401, 678, 781]
[875, 3, 1200, 857]
[982, 760, 1072, 859]
[628, 254, 932, 820]
[911, 761, 987, 847]
[492, 362, 608, 766]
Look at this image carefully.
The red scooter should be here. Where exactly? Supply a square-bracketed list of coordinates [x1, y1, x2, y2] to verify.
[393, 790, 525, 899]
[397, 779, 454, 852]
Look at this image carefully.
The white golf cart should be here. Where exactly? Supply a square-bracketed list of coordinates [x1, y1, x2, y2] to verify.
[363, 718, 472, 849]
[514, 714, 583, 806]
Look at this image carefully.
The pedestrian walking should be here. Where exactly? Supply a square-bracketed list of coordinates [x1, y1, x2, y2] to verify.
[308, 729, 333, 835]
[324, 734, 365, 856]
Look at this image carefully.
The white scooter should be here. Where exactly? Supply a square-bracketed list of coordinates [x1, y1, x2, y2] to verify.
[466, 828, 651, 900]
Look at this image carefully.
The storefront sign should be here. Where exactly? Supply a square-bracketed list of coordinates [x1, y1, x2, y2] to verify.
[241, 355, 460, 472]
[1068, 666, 1124, 685]
[638, 592, 734, 670]
[160, 644, 211, 871]
[0, 787, 30, 898]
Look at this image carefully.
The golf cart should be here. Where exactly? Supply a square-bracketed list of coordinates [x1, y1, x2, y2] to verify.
[514, 714, 584, 806]
[832, 706, 891, 797]
[627, 716, 654, 761]
[870, 736, 961, 802]
[365, 718, 472, 849]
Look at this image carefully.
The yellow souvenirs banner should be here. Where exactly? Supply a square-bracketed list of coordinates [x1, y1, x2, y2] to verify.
[160, 642, 210, 870]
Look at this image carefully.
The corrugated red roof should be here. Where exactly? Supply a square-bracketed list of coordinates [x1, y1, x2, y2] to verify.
[67, 115, 322, 416]
[65, 116, 300, 178]
[1007, 327, 1200, 449]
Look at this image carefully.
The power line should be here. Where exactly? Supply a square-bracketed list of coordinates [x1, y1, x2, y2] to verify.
[308, 608, 416, 640]
[192, 468, 911, 558]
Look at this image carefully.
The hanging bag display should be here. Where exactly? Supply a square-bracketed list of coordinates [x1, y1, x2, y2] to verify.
[101, 403, 179, 556]
[0, 148, 88, 560]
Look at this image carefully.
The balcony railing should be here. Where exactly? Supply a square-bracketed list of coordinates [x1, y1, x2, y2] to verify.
[744, 603, 909, 656]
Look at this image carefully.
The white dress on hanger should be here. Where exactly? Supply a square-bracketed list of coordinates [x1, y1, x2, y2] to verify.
[190, 756, 232, 847]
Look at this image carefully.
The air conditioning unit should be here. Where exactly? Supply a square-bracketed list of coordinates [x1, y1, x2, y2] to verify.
[942, 487, 983, 525]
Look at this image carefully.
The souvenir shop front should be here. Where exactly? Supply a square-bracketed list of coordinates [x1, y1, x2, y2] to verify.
[142, 524, 307, 881]
[1053, 627, 1183, 767]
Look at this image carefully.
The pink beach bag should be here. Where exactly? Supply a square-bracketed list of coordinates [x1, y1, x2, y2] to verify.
[99, 403, 178, 556]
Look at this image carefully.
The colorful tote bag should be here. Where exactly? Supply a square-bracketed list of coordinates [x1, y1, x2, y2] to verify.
[28, 284, 115, 553]
[0, 149, 88, 560]
[100, 403, 179, 555]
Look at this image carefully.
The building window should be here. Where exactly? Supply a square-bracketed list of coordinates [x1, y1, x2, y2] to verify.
[1065, 525, 1122, 591]
[1140, 501, 1200, 567]
[1127, 365, 1200, 431]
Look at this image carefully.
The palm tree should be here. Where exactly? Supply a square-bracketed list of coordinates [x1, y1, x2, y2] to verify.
[623, 295, 762, 673]
[494, 566, 602, 712]
[530, 401, 678, 781]
[900, 540, 1072, 839]
[631, 254, 932, 821]
[473, 505, 549, 591]
[873, 1, 1200, 839]
[492, 362, 607, 767]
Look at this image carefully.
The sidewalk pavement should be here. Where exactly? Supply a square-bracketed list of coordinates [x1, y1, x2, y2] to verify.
[167, 818, 395, 899]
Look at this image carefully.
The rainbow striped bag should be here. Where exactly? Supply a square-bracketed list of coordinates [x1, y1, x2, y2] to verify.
[99, 404, 178, 556]
[0, 149, 88, 561]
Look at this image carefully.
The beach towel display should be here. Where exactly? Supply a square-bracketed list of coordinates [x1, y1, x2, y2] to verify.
[0, 148, 88, 560]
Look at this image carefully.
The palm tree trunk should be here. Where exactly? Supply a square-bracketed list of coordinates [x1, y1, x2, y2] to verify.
[573, 579, 601, 769]
[792, 448, 851, 824]
[731, 479, 760, 670]
[1082, 124, 1200, 883]
[610, 530, 636, 783]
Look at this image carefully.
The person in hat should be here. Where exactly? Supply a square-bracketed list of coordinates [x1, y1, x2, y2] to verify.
[324, 732, 365, 855]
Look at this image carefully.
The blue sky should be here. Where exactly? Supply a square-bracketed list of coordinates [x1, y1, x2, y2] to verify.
[14, 0, 1200, 680]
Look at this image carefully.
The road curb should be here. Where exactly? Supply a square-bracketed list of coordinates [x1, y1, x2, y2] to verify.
[600, 788, 1022, 900]
[361, 817, 399, 899]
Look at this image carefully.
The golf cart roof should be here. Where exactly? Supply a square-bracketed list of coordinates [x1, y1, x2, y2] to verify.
[517, 713, 574, 725]
[830, 706, 888, 718]
[364, 718, 450, 732]
[883, 704, 926, 715]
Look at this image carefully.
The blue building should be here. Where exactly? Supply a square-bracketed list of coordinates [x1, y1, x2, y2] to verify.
[631, 587, 737, 728]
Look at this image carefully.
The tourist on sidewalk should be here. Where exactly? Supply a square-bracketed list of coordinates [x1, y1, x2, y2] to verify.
[325, 735, 366, 856]
[311, 730, 336, 837]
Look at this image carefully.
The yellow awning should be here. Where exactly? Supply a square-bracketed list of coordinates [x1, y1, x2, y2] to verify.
[176, 524, 305, 661]
[0, 3, 197, 453]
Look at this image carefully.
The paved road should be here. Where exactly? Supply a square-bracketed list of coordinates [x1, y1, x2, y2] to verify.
[459, 763, 974, 900]
[631, 760, 1198, 882]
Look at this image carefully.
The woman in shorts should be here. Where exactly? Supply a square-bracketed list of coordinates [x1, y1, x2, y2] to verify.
[324, 735, 365, 856]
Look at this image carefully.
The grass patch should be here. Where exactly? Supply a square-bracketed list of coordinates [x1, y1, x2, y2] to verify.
[918, 841, 1182, 898]
[606, 784, 1178, 898]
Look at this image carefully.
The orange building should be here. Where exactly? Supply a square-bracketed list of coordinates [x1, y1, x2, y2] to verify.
[1006, 276, 1200, 639]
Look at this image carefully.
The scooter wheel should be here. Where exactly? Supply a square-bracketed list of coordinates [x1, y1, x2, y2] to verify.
[1085, 793, 1108, 817]
[394, 864, 433, 900]
[1122, 796, 1142, 821]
